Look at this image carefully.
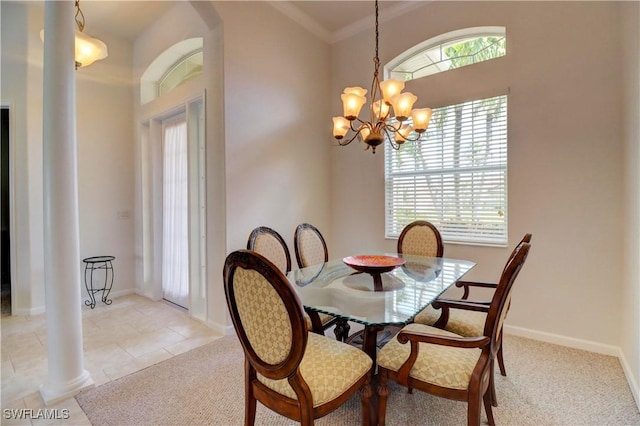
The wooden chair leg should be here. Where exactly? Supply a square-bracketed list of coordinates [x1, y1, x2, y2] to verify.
[483, 389, 496, 426]
[360, 373, 373, 426]
[245, 361, 257, 425]
[377, 370, 390, 426]
[497, 340, 507, 376]
[490, 360, 498, 407]
[245, 387, 256, 425]
[334, 319, 350, 342]
[467, 390, 482, 426]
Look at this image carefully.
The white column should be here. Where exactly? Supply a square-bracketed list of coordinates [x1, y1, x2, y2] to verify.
[40, 0, 94, 405]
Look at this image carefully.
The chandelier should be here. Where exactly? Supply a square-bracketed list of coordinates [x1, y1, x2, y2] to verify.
[332, 0, 432, 154]
[40, 0, 109, 69]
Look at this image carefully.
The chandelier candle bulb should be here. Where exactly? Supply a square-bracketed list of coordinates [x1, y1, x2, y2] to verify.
[412, 108, 433, 132]
[332, 117, 350, 139]
[360, 126, 371, 141]
[343, 86, 368, 97]
[341, 92, 367, 121]
[380, 79, 405, 103]
[372, 99, 390, 120]
[395, 125, 413, 143]
[390, 92, 418, 121]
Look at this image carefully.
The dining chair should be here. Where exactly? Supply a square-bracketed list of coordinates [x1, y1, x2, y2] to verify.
[247, 226, 292, 274]
[414, 233, 533, 380]
[293, 223, 329, 269]
[247, 226, 339, 338]
[223, 250, 373, 426]
[397, 220, 444, 257]
[376, 242, 531, 426]
[294, 223, 350, 342]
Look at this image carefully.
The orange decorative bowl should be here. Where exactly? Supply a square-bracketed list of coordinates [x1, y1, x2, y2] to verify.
[343, 255, 405, 274]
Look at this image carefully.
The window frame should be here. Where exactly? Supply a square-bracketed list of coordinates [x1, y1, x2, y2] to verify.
[386, 26, 506, 82]
[384, 94, 509, 247]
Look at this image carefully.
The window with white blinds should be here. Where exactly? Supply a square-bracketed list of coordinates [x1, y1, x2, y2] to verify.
[385, 95, 508, 246]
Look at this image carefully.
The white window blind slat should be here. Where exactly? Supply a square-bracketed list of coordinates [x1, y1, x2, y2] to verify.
[385, 95, 508, 246]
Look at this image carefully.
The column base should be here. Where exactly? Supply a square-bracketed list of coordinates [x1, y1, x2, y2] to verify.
[40, 370, 95, 406]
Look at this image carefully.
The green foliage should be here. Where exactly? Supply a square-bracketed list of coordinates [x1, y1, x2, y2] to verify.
[443, 36, 506, 70]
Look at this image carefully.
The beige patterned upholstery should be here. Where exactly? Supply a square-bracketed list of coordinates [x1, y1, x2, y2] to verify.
[235, 267, 293, 364]
[224, 250, 373, 424]
[414, 305, 486, 337]
[253, 234, 289, 274]
[298, 229, 325, 267]
[401, 226, 440, 256]
[377, 323, 481, 390]
[258, 332, 372, 407]
[376, 243, 531, 426]
[397, 221, 443, 258]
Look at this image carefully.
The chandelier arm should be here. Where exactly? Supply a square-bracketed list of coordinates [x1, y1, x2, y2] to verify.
[383, 123, 421, 144]
[350, 118, 366, 130]
[385, 121, 402, 133]
[382, 127, 401, 151]
[338, 130, 363, 147]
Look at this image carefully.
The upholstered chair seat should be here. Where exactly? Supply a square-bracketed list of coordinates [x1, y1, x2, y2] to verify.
[414, 305, 486, 337]
[377, 323, 481, 390]
[258, 332, 373, 407]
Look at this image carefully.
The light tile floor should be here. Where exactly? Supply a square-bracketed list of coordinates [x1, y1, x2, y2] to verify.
[1, 294, 223, 425]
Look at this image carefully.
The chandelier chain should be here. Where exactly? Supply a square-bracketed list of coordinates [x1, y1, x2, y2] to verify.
[75, 0, 85, 32]
[332, 0, 431, 153]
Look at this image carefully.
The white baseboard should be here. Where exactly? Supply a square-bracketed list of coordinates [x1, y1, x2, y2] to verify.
[12, 289, 138, 316]
[104, 288, 135, 299]
[505, 324, 640, 410]
[504, 324, 620, 356]
[134, 289, 163, 301]
[12, 306, 45, 316]
[617, 348, 640, 410]
[205, 320, 234, 336]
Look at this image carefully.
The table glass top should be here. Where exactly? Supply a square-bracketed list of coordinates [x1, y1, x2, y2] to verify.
[288, 254, 475, 327]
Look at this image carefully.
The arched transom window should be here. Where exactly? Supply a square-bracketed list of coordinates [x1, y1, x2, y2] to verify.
[388, 27, 506, 81]
[159, 51, 203, 97]
[140, 38, 203, 104]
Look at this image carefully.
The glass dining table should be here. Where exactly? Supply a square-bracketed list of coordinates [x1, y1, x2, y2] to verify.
[288, 253, 476, 369]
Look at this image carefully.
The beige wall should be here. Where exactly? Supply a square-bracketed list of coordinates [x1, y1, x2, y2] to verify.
[330, 1, 626, 348]
[215, 1, 332, 255]
[1, 2, 137, 313]
[76, 34, 136, 299]
[131, 1, 332, 330]
[621, 0, 640, 400]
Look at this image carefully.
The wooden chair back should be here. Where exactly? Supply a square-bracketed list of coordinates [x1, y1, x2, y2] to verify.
[397, 220, 444, 257]
[247, 226, 292, 274]
[484, 241, 531, 357]
[294, 223, 329, 269]
[223, 250, 307, 381]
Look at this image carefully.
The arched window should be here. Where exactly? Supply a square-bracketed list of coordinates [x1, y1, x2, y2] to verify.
[384, 28, 508, 246]
[387, 27, 506, 81]
[158, 51, 203, 97]
[140, 38, 203, 104]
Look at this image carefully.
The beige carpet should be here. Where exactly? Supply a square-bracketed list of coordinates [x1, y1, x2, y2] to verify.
[76, 334, 640, 425]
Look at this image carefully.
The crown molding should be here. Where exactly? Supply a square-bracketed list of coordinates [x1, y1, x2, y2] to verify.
[268, 1, 430, 45]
